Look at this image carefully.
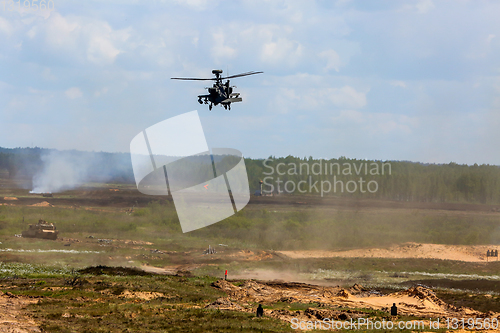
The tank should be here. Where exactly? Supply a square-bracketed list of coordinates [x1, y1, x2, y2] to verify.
[22, 219, 59, 240]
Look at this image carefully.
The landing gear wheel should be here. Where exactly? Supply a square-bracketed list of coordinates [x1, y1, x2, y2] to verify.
[209, 104, 212, 111]
[228, 104, 231, 111]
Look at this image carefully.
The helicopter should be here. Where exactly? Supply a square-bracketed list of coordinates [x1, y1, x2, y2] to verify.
[171, 70, 263, 110]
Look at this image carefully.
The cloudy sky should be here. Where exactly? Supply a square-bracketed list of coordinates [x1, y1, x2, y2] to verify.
[1, 0, 499, 164]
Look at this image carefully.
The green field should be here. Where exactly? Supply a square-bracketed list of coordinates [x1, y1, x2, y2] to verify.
[1, 184, 500, 331]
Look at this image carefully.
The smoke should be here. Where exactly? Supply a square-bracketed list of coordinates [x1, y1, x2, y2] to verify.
[30, 151, 91, 193]
[30, 150, 133, 193]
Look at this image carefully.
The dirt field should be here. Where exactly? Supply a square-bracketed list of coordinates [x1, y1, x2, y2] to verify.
[210, 279, 500, 329]
[2, 182, 500, 331]
[278, 243, 499, 262]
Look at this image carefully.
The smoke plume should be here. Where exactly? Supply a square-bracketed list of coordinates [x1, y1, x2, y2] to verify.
[30, 150, 133, 193]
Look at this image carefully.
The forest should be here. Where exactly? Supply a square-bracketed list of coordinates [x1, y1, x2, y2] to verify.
[1, 147, 500, 204]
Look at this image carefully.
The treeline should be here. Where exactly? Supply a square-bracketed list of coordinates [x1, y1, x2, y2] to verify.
[2, 148, 500, 204]
[244, 156, 500, 204]
[0, 149, 41, 178]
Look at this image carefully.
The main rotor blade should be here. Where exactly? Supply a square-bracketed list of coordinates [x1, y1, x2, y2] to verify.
[170, 77, 215, 81]
[171, 71, 263, 81]
[221, 71, 263, 80]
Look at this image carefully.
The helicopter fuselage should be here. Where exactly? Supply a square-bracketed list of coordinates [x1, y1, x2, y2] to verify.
[198, 79, 241, 110]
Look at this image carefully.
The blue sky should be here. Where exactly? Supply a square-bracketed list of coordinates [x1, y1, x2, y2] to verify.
[1, 0, 499, 164]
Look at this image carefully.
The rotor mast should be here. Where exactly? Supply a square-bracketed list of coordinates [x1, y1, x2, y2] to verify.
[212, 69, 223, 84]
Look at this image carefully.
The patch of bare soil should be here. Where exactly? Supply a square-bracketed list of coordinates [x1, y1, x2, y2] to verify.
[0, 291, 41, 333]
[98, 289, 166, 300]
[3, 197, 18, 201]
[206, 297, 243, 310]
[121, 240, 153, 246]
[140, 264, 196, 277]
[29, 201, 52, 207]
[227, 250, 275, 261]
[278, 242, 496, 262]
[211, 279, 499, 325]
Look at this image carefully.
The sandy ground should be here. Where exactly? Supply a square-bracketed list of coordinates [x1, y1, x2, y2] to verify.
[0, 292, 40, 333]
[211, 279, 500, 331]
[278, 242, 499, 262]
[212, 279, 475, 318]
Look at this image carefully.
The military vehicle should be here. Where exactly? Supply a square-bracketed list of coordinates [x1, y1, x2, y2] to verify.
[22, 219, 59, 240]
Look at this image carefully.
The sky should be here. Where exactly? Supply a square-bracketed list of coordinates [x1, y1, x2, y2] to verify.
[1, 0, 500, 165]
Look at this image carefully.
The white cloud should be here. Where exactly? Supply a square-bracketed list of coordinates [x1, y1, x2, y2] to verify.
[45, 13, 80, 49]
[336, 109, 363, 123]
[416, 0, 435, 14]
[0, 17, 13, 36]
[94, 87, 108, 97]
[269, 84, 367, 113]
[269, 88, 301, 114]
[26, 26, 37, 39]
[172, 0, 212, 11]
[42, 68, 56, 81]
[332, 110, 418, 135]
[399, 0, 435, 14]
[65, 87, 83, 99]
[211, 31, 237, 62]
[391, 81, 407, 88]
[319, 49, 341, 72]
[327, 86, 367, 109]
[87, 35, 121, 64]
[236, 24, 304, 67]
[42, 12, 129, 65]
[261, 38, 303, 66]
[8, 97, 27, 111]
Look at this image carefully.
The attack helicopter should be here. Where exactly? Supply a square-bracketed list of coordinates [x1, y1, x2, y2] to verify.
[171, 70, 263, 110]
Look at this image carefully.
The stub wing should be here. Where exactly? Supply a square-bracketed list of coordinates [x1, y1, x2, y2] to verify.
[222, 97, 243, 103]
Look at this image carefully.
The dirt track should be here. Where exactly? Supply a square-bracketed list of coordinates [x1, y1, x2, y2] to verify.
[278, 242, 498, 262]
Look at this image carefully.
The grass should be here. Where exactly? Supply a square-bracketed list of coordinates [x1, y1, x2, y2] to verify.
[2, 270, 296, 333]
[0, 268, 456, 332]
[193, 257, 500, 283]
[3, 193, 500, 252]
[2, 185, 500, 331]
[0, 262, 72, 278]
[437, 291, 500, 313]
